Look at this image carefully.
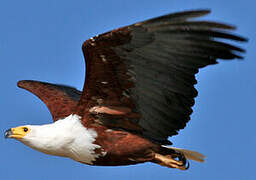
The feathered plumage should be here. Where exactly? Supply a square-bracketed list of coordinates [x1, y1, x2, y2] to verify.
[5, 10, 247, 170]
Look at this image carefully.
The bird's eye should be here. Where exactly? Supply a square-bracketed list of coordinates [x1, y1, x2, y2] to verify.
[23, 127, 28, 132]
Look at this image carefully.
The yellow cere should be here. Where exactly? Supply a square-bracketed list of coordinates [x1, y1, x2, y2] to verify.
[10, 126, 30, 139]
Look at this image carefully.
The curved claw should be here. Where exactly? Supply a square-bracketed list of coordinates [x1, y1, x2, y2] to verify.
[185, 161, 190, 170]
[174, 150, 190, 170]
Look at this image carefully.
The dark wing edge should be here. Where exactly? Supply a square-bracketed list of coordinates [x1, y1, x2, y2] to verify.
[77, 9, 247, 144]
[18, 80, 82, 121]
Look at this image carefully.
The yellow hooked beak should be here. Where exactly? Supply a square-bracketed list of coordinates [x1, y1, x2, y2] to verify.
[5, 126, 30, 139]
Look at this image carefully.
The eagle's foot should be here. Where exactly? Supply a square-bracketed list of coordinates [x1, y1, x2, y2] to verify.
[154, 152, 189, 170]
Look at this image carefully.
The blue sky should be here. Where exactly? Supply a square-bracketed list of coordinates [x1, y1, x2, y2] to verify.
[0, 0, 255, 179]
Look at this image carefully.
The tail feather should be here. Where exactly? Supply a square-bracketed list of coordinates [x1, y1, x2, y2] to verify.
[166, 147, 206, 163]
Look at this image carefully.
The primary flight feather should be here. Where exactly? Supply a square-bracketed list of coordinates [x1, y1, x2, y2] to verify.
[5, 10, 247, 170]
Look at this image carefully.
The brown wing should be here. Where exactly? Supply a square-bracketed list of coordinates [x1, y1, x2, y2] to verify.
[76, 10, 247, 144]
[18, 80, 81, 121]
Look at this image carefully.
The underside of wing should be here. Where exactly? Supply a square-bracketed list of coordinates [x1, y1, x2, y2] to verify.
[77, 10, 247, 144]
[18, 80, 81, 121]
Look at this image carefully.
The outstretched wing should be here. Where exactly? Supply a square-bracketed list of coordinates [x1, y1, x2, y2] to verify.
[76, 10, 246, 144]
[18, 80, 81, 121]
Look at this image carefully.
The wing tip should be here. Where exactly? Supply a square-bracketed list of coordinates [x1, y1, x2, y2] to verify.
[167, 9, 211, 17]
[17, 80, 36, 89]
[187, 8, 211, 14]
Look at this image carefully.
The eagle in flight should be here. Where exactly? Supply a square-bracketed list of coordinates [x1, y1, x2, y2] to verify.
[5, 10, 246, 170]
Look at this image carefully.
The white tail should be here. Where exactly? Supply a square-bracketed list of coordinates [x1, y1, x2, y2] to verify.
[165, 146, 206, 163]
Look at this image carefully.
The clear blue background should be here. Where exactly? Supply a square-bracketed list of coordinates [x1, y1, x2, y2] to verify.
[0, 0, 255, 179]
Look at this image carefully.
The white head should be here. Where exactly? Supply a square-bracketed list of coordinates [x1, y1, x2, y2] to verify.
[5, 122, 74, 157]
[5, 114, 102, 164]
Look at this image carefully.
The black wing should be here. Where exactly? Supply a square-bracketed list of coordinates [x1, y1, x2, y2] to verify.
[77, 10, 247, 144]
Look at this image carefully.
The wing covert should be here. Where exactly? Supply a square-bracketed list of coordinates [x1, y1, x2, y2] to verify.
[18, 80, 81, 121]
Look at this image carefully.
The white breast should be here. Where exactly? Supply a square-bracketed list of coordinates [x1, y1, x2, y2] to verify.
[64, 114, 102, 164]
[20, 114, 104, 164]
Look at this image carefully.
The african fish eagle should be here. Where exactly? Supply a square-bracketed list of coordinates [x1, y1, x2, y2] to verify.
[5, 10, 247, 170]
